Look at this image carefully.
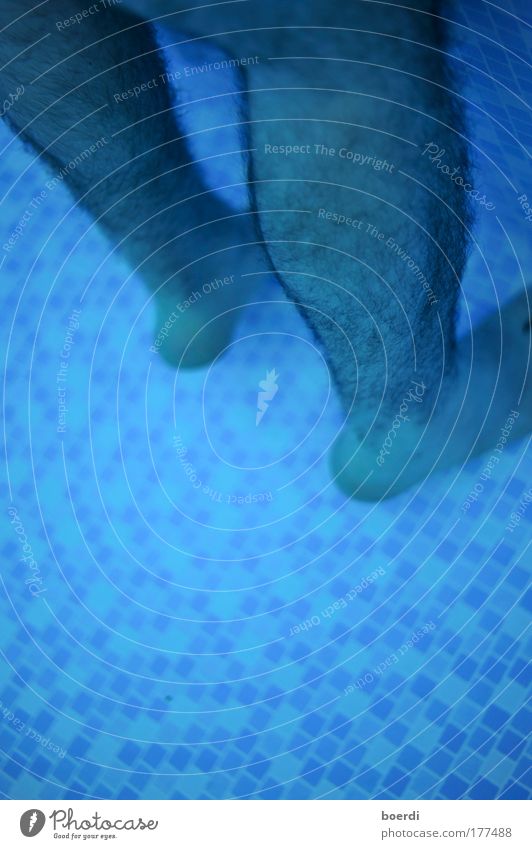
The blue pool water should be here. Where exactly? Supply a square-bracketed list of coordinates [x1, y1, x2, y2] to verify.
[0, 0, 531, 799]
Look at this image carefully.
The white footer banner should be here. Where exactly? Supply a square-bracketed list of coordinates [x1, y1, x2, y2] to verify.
[1, 800, 530, 848]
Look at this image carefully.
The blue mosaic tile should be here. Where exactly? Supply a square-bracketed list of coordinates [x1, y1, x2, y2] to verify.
[0, 0, 530, 801]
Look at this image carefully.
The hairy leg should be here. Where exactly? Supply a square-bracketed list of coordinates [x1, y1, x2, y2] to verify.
[0, 0, 265, 366]
[3, 1, 529, 496]
[155, 0, 531, 497]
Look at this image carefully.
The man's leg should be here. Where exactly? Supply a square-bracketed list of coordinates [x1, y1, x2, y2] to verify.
[166, 0, 531, 498]
[0, 0, 265, 366]
[3, 0, 529, 497]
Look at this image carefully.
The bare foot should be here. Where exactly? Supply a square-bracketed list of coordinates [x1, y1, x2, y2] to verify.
[331, 288, 531, 499]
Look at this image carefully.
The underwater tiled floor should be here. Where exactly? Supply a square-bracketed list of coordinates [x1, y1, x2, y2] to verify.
[0, 0, 530, 799]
